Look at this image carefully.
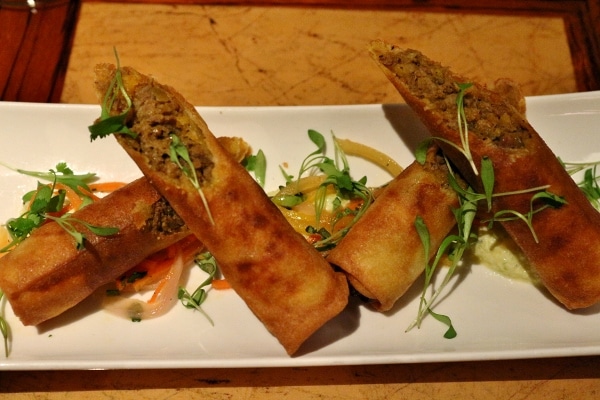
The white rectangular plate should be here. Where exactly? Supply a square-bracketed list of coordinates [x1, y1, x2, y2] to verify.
[0, 91, 599, 370]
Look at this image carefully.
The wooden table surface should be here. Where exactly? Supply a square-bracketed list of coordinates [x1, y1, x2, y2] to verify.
[2, 2, 600, 399]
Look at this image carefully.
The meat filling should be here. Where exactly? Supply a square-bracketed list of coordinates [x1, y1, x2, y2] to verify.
[122, 85, 215, 187]
[148, 197, 187, 235]
[379, 48, 530, 149]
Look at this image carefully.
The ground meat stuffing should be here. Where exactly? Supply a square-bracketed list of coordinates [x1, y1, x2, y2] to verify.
[147, 197, 186, 235]
[383, 48, 530, 149]
[127, 84, 215, 185]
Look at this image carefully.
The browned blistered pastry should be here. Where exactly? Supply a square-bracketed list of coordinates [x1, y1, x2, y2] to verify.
[93, 64, 349, 355]
[327, 144, 458, 311]
[0, 178, 190, 326]
[369, 39, 600, 309]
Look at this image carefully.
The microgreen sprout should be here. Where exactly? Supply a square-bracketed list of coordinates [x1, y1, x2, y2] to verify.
[455, 82, 477, 175]
[0, 289, 9, 357]
[178, 252, 217, 325]
[561, 160, 600, 210]
[279, 165, 295, 185]
[410, 147, 566, 337]
[0, 181, 108, 356]
[0, 161, 97, 204]
[418, 83, 479, 177]
[243, 149, 267, 187]
[408, 171, 478, 338]
[88, 49, 137, 141]
[168, 133, 215, 226]
[0, 163, 118, 252]
[274, 129, 373, 251]
[487, 191, 566, 243]
[47, 215, 119, 250]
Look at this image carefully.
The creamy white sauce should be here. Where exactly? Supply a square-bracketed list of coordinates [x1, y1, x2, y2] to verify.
[471, 226, 540, 284]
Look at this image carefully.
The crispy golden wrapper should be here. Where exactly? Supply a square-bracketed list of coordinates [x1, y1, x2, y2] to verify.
[327, 145, 458, 311]
[94, 64, 349, 354]
[0, 178, 190, 326]
[369, 39, 600, 309]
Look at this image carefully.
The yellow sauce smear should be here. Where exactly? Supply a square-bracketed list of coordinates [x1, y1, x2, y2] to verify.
[471, 226, 540, 284]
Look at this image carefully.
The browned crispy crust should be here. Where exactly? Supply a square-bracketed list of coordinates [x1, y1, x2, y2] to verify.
[369, 39, 600, 309]
[94, 64, 349, 355]
[0, 178, 190, 326]
[327, 144, 458, 311]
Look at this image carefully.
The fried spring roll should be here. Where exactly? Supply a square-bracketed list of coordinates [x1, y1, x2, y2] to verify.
[369, 40, 600, 309]
[0, 178, 190, 326]
[327, 145, 458, 311]
[93, 64, 349, 355]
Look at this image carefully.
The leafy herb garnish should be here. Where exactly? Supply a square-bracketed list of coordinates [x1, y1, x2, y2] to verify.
[178, 252, 217, 325]
[168, 133, 215, 226]
[408, 172, 478, 338]
[0, 161, 97, 203]
[0, 289, 9, 357]
[0, 163, 118, 251]
[410, 125, 567, 337]
[420, 83, 479, 177]
[455, 83, 477, 175]
[88, 49, 136, 140]
[562, 160, 600, 210]
[487, 190, 566, 243]
[243, 149, 267, 187]
[275, 129, 373, 250]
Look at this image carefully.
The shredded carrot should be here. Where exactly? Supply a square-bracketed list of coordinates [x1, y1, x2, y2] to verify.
[148, 271, 171, 304]
[89, 182, 127, 193]
[116, 235, 203, 292]
[211, 279, 231, 290]
[74, 185, 101, 202]
[54, 183, 85, 211]
[306, 233, 323, 245]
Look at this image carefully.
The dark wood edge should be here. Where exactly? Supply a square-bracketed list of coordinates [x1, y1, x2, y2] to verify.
[82, 0, 600, 92]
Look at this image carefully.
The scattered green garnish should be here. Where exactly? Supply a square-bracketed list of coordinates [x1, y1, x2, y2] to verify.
[487, 190, 566, 243]
[243, 149, 267, 187]
[408, 171, 478, 338]
[178, 252, 217, 325]
[272, 192, 304, 208]
[420, 83, 479, 177]
[86, 53, 215, 227]
[50, 215, 119, 251]
[88, 49, 136, 140]
[562, 160, 600, 210]
[455, 82, 476, 175]
[0, 289, 9, 357]
[168, 133, 215, 226]
[0, 161, 97, 204]
[274, 129, 373, 251]
[409, 154, 565, 336]
[0, 163, 118, 252]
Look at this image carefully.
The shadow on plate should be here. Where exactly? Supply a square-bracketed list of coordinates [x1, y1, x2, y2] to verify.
[530, 282, 600, 317]
[294, 296, 362, 356]
[35, 287, 108, 334]
[381, 104, 430, 154]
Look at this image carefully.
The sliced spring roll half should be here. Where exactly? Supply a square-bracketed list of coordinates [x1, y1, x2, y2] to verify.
[327, 144, 458, 311]
[0, 178, 190, 326]
[91, 64, 349, 355]
[369, 39, 600, 309]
